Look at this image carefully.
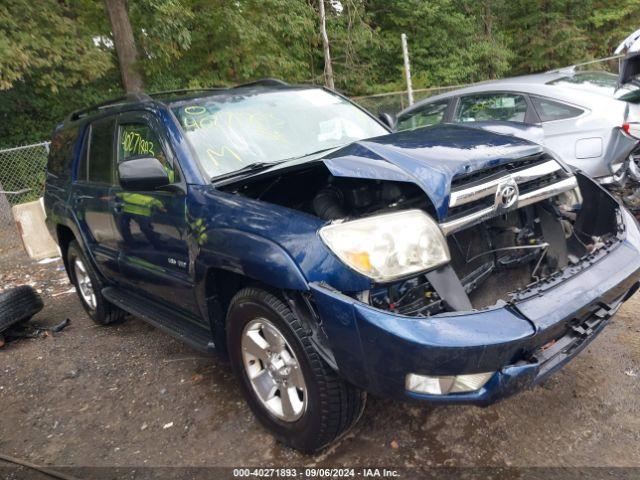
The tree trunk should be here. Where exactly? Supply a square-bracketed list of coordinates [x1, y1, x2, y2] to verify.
[318, 0, 335, 90]
[104, 0, 143, 93]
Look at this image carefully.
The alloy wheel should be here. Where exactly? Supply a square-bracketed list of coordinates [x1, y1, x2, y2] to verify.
[241, 318, 307, 422]
[73, 258, 97, 310]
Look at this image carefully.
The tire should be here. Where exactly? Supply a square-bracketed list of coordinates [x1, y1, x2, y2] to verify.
[227, 287, 366, 453]
[66, 240, 125, 325]
[0, 286, 44, 334]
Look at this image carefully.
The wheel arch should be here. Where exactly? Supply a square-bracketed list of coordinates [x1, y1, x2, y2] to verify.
[55, 223, 77, 279]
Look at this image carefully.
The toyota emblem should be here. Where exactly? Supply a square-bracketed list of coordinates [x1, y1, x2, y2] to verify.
[496, 180, 519, 209]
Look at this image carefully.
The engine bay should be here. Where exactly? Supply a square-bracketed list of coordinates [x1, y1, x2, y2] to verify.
[223, 163, 622, 316]
[220, 162, 433, 220]
[369, 174, 622, 315]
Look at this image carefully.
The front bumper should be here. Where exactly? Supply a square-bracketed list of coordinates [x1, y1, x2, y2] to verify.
[310, 208, 640, 406]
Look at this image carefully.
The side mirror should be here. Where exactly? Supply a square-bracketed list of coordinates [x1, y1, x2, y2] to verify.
[378, 112, 396, 130]
[118, 157, 170, 191]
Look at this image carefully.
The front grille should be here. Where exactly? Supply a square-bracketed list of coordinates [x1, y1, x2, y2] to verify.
[450, 154, 550, 189]
[440, 154, 577, 235]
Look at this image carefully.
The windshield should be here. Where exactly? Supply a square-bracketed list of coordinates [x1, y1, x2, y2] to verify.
[171, 88, 388, 179]
[547, 71, 640, 103]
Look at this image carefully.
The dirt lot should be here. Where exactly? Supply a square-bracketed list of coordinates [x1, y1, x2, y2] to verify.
[1, 240, 639, 478]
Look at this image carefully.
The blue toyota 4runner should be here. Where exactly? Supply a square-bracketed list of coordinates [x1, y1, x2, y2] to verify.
[45, 80, 640, 453]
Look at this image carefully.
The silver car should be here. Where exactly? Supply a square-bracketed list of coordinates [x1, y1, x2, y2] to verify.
[395, 66, 640, 187]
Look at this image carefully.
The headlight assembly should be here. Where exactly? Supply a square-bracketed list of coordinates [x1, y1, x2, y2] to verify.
[319, 209, 450, 282]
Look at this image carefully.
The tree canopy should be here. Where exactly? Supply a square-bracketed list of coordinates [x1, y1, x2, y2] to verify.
[1, 0, 639, 147]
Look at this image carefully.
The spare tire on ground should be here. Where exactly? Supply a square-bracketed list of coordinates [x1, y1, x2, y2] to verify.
[0, 286, 44, 334]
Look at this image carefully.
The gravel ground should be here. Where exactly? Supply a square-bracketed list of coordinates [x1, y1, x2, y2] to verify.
[1, 242, 639, 479]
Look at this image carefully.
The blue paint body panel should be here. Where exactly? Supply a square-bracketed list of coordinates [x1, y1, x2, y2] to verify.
[323, 124, 543, 219]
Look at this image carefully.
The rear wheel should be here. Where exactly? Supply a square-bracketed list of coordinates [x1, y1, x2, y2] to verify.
[66, 241, 125, 325]
[227, 287, 366, 453]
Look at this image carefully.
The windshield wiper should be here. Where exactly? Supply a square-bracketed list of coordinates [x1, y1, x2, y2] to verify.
[210, 161, 285, 182]
[210, 147, 341, 183]
[284, 146, 341, 162]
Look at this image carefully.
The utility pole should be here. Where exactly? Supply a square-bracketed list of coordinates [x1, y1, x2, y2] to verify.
[401, 33, 414, 106]
[319, 0, 335, 90]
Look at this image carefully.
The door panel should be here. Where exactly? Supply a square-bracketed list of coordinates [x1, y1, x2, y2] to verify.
[71, 118, 120, 277]
[530, 96, 608, 177]
[111, 112, 200, 316]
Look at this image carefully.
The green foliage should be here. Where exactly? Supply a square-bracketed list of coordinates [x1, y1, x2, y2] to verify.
[0, 0, 113, 91]
[1, 0, 640, 147]
[499, 0, 590, 74]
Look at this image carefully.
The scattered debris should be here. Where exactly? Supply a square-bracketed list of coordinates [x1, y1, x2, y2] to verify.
[63, 369, 80, 380]
[191, 373, 205, 383]
[390, 440, 399, 449]
[38, 256, 61, 265]
[163, 422, 174, 429]
[51, 287, 76, 297]
[50, 318, 70, 332]
[624, 370, 637, 377]
[1, 318, 71, 345]
[0, 252, 69, 298]
[141, 422, 148, 431]
[162, 356, 210, 363]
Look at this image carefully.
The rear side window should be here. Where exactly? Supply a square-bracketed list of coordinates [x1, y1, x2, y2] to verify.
[396, 101, 449, 131]
[86, 117, 116, 184]
[48, 126, 79, 176]
[531, 96, 583, 122]
[455, 93, 528, 123]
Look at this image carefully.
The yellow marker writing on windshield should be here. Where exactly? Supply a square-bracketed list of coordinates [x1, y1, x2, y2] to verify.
[207, 146, 242, 165]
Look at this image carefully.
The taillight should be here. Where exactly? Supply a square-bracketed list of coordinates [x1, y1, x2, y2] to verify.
[623, 122, 640, 139]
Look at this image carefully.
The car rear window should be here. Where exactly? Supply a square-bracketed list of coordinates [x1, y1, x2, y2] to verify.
[531, 96, 584, 122]
[548, 72, 640, 103]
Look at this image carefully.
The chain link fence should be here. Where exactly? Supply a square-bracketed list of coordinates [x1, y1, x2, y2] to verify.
[353, 85, 468, 115]
[0, 142, 50, 248]
[352, 55, 623, 115]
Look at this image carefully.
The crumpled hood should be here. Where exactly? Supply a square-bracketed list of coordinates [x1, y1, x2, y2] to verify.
[322, 124, 544, 220]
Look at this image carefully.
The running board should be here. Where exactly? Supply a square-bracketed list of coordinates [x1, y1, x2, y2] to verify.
[102, 287, 215, 354]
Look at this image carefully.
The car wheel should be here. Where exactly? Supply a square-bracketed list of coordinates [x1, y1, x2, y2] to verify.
[0, 285, 44, 334]
[227, 287, 366, 453]
[66, 240, 125, 325]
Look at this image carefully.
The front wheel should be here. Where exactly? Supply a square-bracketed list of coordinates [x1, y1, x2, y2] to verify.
[227, 287, 366, 453]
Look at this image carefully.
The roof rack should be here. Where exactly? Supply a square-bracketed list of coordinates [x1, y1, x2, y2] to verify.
[67, 92, 152, 122]
[233, 78, 290, 89]
[148, 87, 226, 98]
[65, 79, 290, 123]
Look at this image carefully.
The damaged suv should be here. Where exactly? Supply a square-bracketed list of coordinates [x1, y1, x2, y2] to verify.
[44, 80, 640, 453]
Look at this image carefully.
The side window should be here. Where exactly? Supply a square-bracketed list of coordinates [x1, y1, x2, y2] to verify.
[531, 96, 583, 122]
[76, 126, 90, 182]
[48, 126, 79, 176]
[396, 101, 449, 131]
[87, 117, 116, 184]
[118, 122, 177, 183]
[455, 93, 528, 123]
